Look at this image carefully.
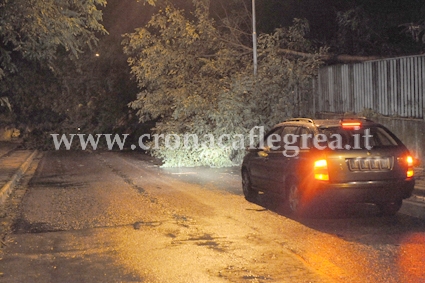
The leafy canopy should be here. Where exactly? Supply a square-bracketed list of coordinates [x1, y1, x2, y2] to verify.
[124, 0, 324, 167]
[0, 0, 138, 149]
[0, 0, 107, 78]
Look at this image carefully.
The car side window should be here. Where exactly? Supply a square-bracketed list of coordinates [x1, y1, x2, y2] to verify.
[262, 127, 283, 150]
[280, 126, 299, 149]
[370, 127, 398, 146]
[298, 126, 313, 149]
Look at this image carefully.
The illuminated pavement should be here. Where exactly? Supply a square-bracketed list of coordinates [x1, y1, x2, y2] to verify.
[0, 150, 425, 282]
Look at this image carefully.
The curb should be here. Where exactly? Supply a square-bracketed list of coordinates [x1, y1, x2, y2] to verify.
[0, 144, 19, 160]
[0, 150, 38, 205]
[400, 199, 425, 220]
[399, 168, 425, 220]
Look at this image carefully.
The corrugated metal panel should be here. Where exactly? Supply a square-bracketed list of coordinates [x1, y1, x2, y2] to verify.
[316, 55, 425, 119]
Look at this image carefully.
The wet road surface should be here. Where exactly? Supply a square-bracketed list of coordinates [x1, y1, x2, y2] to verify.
[1, 151, 425, 282]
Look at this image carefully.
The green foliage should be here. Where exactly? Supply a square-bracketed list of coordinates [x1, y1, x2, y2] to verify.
[332, 4, 425, 55]
[124, 0, 324, 167]
[0, 0, 142, 149]
[0, 0, 107, 78]
[0, 36, 137, 149]
[334, 7, 383, 55]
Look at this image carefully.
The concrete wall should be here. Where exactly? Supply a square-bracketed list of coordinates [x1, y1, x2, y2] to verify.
[374, 117, 425, 163]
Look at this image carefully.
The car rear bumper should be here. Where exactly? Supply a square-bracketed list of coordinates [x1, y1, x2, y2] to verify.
[312, 178, 415, 204]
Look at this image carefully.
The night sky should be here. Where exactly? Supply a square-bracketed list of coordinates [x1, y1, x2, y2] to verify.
[100, 0, 424, 55]
[101, 0, 153, 38]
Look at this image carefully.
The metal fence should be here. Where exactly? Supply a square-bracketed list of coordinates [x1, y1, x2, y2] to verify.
[314, 55, 425, 119]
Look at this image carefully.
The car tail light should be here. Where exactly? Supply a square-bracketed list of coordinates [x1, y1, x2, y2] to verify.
[406, 156, 414, 178]
[314, 159, 329, 181]
[340, 120, 362, 129]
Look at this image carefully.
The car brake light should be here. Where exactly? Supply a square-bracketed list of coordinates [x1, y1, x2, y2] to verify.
[406, 156, 414, 178]
[407, 156, 414, 166]
[314, 159, 329, 181]
[340, 121, 362, 129]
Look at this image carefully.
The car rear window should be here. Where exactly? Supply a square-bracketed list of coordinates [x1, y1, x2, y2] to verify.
[319, 126, 399, 148]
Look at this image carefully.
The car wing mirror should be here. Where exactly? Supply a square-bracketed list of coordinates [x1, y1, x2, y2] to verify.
[257, 146, 270, 157]
[261, 146, 271, 152]
[257, 151, 269, 158]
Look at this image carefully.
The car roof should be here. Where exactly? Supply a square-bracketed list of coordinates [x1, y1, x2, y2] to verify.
[273, 117, 380, 129]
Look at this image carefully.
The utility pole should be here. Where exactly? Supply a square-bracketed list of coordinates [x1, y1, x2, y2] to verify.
[252, 0, 257, 76]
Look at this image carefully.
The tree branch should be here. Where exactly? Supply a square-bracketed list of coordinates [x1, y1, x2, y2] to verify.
[277, 48, 382, 63]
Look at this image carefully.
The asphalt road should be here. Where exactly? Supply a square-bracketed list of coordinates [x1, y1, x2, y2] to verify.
[1, 151, 425, 282]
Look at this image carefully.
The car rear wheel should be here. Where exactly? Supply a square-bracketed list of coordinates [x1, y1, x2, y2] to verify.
[286, 180, 304, 215]
[242, 169, 258, 201]
[377, 200, 402, 216]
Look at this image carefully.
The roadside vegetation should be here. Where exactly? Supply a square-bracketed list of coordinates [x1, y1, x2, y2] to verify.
[0, 0, 424, 165]
[0, 0, 137, 149]
[123, 1, 323, 166]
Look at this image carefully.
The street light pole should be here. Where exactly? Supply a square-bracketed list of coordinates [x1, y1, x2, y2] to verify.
[252, 0, 257, 76]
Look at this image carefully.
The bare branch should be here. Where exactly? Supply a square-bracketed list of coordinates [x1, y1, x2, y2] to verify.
[276, 48, 382, 63]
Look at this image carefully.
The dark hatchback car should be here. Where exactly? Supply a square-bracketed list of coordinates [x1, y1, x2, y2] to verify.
[241, 118, 416, 216]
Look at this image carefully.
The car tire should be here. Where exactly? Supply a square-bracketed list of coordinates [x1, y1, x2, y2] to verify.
[377, 200, 402, 216]
[242, 169, 258, 201]
[286, 179, 304, 216]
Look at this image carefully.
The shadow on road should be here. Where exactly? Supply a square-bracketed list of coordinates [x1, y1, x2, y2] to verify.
[247, 192, 425, 247]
